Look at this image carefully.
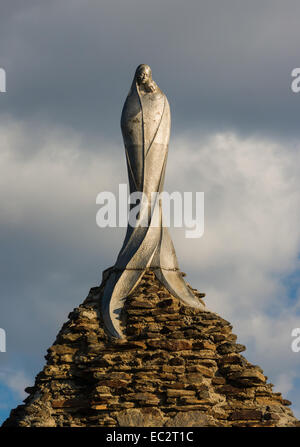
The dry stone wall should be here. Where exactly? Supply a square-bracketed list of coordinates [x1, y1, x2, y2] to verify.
[3, 271, 299, 427]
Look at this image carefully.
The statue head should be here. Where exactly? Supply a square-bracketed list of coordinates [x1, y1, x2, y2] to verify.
[134, 64, 157, 93]
[135, 64, 152, 86]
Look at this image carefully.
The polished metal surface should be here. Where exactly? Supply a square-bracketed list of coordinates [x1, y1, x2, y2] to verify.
[101, 64, 206, 338]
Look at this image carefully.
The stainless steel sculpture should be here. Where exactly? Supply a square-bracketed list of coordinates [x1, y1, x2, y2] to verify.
[101, 64, 206, 338]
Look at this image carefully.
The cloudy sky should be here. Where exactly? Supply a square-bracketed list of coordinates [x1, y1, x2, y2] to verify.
[1, 0, 300, 423]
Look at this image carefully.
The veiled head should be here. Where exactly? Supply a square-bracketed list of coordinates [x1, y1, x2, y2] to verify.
[135, 64, 152, 86]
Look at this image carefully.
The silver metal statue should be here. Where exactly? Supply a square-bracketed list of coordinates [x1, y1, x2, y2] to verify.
[101, 64, 205, 338]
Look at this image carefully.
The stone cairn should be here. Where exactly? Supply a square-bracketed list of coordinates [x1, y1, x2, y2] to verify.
[3, 270, 299, 427]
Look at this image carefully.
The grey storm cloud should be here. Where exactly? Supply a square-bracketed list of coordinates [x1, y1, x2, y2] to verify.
[1, 0, 300, 143]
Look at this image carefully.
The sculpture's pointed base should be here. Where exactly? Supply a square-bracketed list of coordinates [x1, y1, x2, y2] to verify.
[3, 271, 299, 427]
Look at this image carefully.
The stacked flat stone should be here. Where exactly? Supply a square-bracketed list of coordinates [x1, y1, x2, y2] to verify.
[3, 271, 299, 427]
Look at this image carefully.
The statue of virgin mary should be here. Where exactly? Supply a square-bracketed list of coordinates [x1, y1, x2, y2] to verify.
[101, 64, 205, 338]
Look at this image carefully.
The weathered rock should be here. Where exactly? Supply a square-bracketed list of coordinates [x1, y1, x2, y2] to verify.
[116, 408, 165, 427]
[2, 270, 299, 427]
[165, 410, 217, 427]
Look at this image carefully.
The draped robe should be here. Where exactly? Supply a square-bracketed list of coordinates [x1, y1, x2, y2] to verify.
[101, 76, 205, 338]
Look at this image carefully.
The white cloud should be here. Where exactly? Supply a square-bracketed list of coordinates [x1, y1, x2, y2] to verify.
[0, 116, 125, 254]
[0, 369, 30, 400]
[273, 372, 297, 396]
